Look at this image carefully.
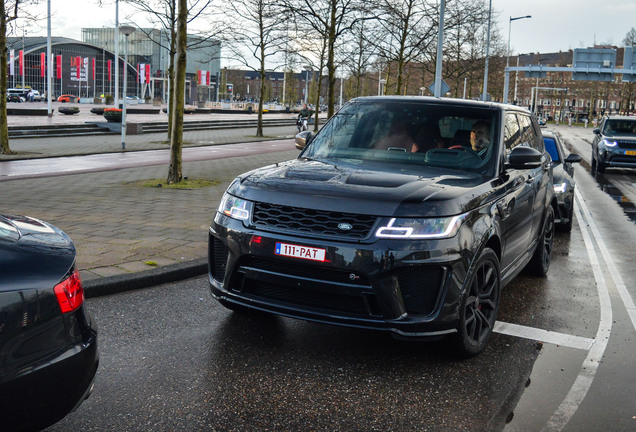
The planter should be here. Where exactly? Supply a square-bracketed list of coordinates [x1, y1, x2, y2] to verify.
[103, 109, 122, 123]
[58, 107, 79, 115]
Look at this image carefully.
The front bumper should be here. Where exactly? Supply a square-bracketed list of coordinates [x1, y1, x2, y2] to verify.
[209, 214, 474, 339]
[598, 146, 636, 168]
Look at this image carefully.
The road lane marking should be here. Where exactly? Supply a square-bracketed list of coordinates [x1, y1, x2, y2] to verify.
[574, 188, 636, 332]
[494, 321, 594, 351]
[541, 196, 613, 432]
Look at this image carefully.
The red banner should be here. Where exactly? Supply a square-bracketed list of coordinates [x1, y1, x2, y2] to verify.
[107, 60, 111, 81]
[19, 50, 23, 76]
[206, 71, 211, 86]
[146, 64, 151, 84]
[40, 52, 45, 77]
[56, 55, 62, 79]
[92, 58, 95, 81]
[76, 56, 81, 79]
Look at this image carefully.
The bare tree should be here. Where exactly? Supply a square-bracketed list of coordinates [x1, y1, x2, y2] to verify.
[124, 0, 216, 140]
[224, 0, 288, 137]
[285, 0, 369, 119]
[374, 0, 436, 95]
[1, 0, 37, 155]
[166, 0, 188, 183]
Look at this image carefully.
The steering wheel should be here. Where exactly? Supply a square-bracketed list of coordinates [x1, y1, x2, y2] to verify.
[448, 145, 480, 156]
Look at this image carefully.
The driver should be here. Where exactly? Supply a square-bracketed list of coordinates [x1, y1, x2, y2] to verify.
[470, 120, 490, 156]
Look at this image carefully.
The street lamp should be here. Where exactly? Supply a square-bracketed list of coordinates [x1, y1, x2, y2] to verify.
[506, 15, 531, 103]
[303, 65, 311, 105]
[119, 24, 135, 150]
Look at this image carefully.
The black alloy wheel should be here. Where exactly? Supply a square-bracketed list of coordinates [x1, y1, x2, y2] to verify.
[528, 205, 555, 276]
[451, 248, 500, 357]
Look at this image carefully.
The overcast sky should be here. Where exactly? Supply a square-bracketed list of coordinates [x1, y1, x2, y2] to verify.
[16, 0, 636, 60]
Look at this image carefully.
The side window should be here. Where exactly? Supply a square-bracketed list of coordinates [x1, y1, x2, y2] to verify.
[504, 113, 521, 151]
[518, 114, 544, 152]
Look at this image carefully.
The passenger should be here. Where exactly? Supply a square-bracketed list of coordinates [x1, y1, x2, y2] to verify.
[412, 123, 445, 152]
[375, 118, 416, 152]
[470, 120, 490, 156]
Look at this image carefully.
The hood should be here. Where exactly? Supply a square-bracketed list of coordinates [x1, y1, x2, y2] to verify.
[229, 159, 496, 217]
[0, 215, 76, 292]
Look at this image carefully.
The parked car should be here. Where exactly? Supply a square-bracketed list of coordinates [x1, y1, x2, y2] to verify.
[208, 96, 556, 357]
[592, 116, 636, 173]
[7, 93, 23, 103]
[0, 214, 98, 431]
[57, 94, 78, 103]
[543, 130, 582, 232]
[31, 90, 42, 101]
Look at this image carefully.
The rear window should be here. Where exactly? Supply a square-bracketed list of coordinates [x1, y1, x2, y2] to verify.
[543, 137, 560, 162]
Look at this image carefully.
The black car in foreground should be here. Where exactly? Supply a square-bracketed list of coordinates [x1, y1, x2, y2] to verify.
[0, 215, 98, 432]
[209, 96, 556, 356]
[543, 130, 582, 232]
[592, 115, 636, 173]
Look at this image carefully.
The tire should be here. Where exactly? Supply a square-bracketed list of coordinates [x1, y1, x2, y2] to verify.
[557, 203, 573, 233]
[449, 248, 501, 357]
[528, 205, 555, 276]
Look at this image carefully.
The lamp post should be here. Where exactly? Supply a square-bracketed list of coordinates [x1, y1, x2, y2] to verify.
[481, 0, 492, 101]
[119, 24, 135, 150]
[303, 65, 311, 105]
[505, 15, 531, 103]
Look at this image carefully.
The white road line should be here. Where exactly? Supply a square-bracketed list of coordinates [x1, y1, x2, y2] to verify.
[541, 197, 613, 432]
[574, 188, 636, 331]
[493, 321, 594, 351]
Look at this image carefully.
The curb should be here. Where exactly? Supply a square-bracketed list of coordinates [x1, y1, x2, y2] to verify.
[83, 258, 208, 298]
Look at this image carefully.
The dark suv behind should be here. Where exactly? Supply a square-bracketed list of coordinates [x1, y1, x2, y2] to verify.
[208, 97, 556, 356]
[592, 116, 636, 173]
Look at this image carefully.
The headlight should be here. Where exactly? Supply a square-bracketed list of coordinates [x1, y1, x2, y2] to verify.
[375, 215, 467, 239]
[218, 193, 251, 221]
[553, 182, 567, 194]
[602, 138, 618, 147]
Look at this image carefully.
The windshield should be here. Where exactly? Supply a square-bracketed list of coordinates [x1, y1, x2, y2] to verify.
[602, 119, 636, 136]
[302, 101, 499, 176]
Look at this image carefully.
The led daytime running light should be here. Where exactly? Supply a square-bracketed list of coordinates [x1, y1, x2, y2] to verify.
[376, 215, 465, 239]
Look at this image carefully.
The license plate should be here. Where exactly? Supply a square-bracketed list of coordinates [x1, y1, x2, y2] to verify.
[275, 242, 326, 262]
[625, 150, 636, 156]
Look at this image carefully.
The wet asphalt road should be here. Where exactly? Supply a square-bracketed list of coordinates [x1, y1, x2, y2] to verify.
[36, 125, 636, 431]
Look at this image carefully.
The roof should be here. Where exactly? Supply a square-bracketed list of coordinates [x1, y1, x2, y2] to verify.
[350, 95, 531, 113]
[6, 36, 80, 53]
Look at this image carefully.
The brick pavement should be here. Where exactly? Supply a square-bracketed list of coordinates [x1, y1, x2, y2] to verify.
[1, 114, 303, 291]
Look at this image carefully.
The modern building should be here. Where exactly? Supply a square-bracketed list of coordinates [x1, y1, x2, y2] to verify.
[81, 28, 221, 102]
[6, 30, 221, 103]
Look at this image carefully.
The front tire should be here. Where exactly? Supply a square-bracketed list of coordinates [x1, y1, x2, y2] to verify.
[449, 248, 500, 357]
[528, 205, 555, 276]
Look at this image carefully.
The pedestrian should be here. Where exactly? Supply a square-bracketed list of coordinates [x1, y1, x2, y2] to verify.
[584, 118, 588, 128]
[568, 116, 572, 127]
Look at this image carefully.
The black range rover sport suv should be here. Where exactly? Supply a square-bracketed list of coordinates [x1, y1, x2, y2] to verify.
[208, 97, 556, 356]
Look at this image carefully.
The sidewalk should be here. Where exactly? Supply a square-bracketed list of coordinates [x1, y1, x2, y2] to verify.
[1, 114, 303, 297]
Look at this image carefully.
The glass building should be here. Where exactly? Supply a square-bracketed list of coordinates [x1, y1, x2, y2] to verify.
[6, 31, 221, 103]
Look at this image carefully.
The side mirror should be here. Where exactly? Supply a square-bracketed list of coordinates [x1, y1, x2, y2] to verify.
[593, 128, 600, 135]
[505, 146, 543, 169]
[565, 153, 582, 164]
[295, 131, 313, 150]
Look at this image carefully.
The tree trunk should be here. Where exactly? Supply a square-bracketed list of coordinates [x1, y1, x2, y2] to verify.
[0, 1, 11, 155]
[166, 1, 177, 141]
[167, 0, 188, 184]
[326, 0, 337, 119]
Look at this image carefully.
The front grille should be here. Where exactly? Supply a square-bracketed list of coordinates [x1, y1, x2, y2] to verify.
[617, 140, 636, 150]
[252, 202, 376, 239]
[394, 266, 445, 316]
[210, 237, 229, 281]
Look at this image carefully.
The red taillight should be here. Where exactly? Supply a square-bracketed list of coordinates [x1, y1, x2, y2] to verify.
[54, 269, 84, 313]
